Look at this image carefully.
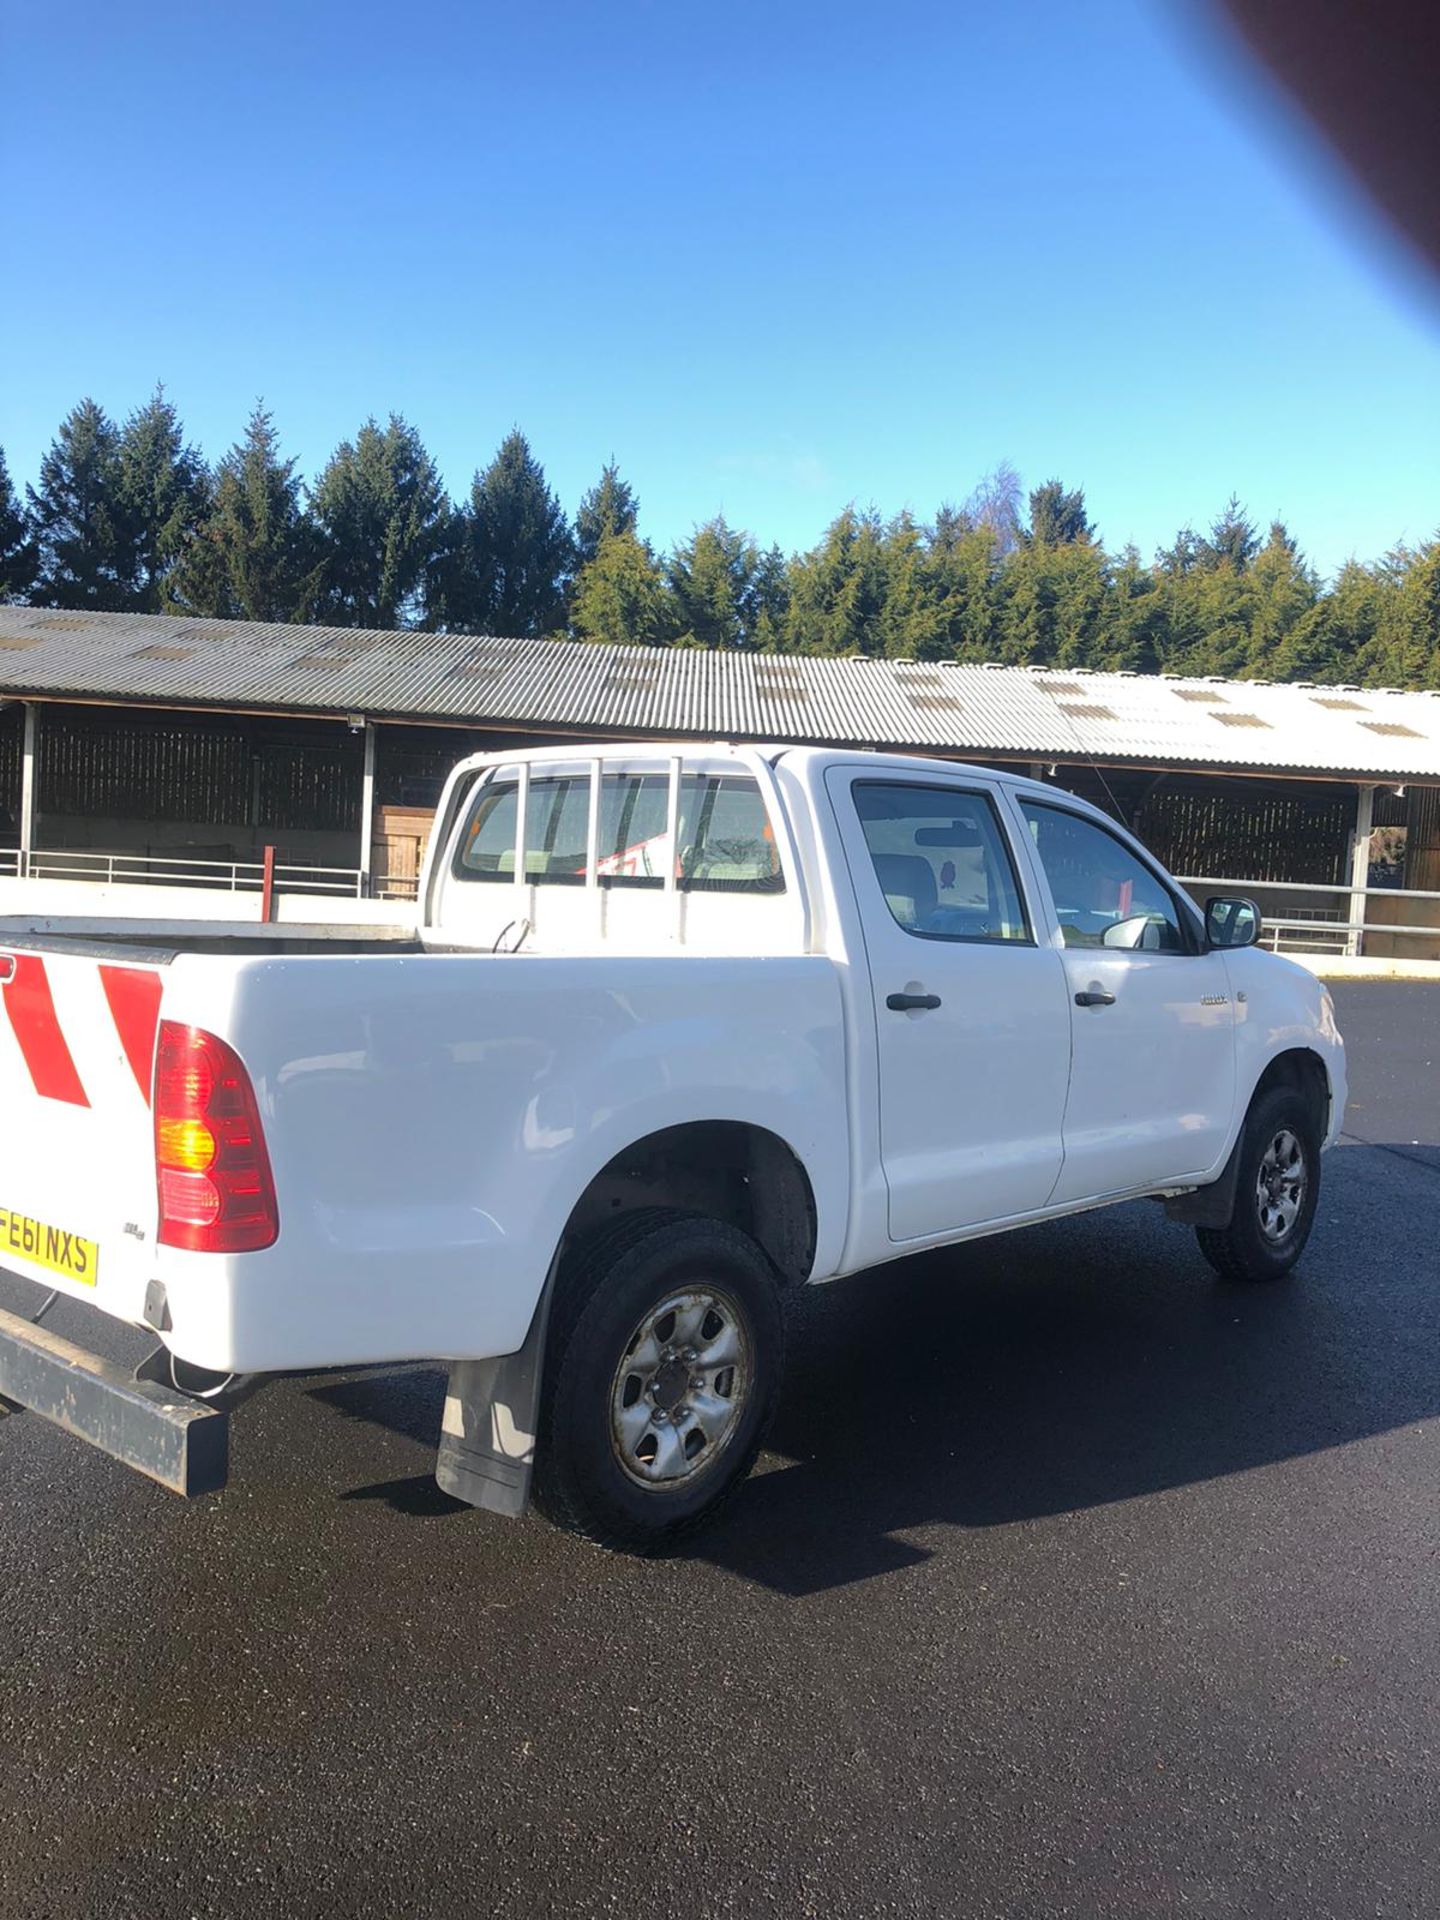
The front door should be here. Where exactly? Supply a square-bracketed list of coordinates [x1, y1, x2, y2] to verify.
[1011, 796, 1237, 1205]
[830, 771, 1073, 1242]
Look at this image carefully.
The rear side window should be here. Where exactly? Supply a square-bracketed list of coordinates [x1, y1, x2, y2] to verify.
[454, 770, 783, 894]
[853, 782, 1030, 943]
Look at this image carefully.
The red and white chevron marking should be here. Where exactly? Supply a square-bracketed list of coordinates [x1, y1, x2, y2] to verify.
[0, 953, 163, 1110]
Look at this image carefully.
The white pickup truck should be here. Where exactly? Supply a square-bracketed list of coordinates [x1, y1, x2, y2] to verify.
[0, 743, 1345, 1548]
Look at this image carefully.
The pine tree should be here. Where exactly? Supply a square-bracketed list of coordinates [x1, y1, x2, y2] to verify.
[309, 416, 448, 628]
[782, 507, 891, 655]
[665, 517, 782, 650]
[747, 544, 790, 651]
[1025, 479, 1093, 547]
[28, 399, 132, 609]
[1106, 546, 1167, 673]
[1049, 543, 1111, 668]
[575, 462, 639, 571]
[1276, 557, 1384, 683]
[923, 522, 1004, 661]
[116, 386, 211, 611]
[1150, 526, 1208, 671]
[172, 405, 321, 622]
[1244, 522, 1318, 678]
[1155, 527, 1202, 578]
[571, 530, 677, 647]
[1005, 538, 1108, 668]
[1187, 563, 1255, 676]
[873, 513, 950, 658]
[0, 447, 39, 603]
[667, 520, 742, 649]
[1361, 539, 1440, 688]
[1002, 539, 1061, 664]
[927, 503, 976, 554]
[1200, 495, 1260, 572]
[448, 431, 574, 636]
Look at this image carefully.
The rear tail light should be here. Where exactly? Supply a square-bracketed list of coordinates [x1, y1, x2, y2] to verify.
[154, 1022, 279, 1253]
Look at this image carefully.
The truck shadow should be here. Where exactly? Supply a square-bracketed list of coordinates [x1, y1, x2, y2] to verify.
[314, 1142, 1437, 1598]
[688, 1142, 1440, 1595]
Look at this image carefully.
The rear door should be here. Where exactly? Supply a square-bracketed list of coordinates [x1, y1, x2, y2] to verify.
[828, 769, 1073, 1242]
[1008, 797, 1237, 1204]
[0, 944, 163, 1322]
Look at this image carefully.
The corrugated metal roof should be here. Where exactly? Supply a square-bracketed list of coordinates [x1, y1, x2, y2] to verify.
[1, 605, 1438, 782]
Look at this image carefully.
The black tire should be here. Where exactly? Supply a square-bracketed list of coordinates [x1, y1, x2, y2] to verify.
[1196, 1085, 1322, 1282]
[533, 1208, 784, 1551]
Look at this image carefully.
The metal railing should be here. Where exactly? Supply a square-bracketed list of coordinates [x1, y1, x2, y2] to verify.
[2, 844, 1436, 956]
[0, 847, 367, 898]
[1177, 875, 1440, 956]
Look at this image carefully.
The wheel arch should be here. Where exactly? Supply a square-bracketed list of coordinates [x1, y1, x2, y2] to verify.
[557, 1119, 819, 1286]
[1248, 1045, 1332, 1137]
[1165, 1045, 1332, 1229]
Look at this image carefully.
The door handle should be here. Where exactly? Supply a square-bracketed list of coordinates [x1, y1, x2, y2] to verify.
[1074, 988, 1116, 1007]
[886, 991, 941, 1012]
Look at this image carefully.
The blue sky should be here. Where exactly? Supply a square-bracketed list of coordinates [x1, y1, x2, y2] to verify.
[3, 0, 1437, 578]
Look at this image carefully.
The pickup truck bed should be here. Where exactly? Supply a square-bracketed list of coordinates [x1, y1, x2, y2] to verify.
[0, 928, 424, 958]
[0, 931, 847, 1369]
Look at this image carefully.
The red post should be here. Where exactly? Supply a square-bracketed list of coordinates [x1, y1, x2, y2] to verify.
[260, 844, 276, 924]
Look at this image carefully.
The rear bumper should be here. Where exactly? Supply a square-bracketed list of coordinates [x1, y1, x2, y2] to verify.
[0, 1302, 228, 1495]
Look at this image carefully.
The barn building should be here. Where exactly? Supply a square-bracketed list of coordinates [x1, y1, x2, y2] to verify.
[1, 606, 1437, 957]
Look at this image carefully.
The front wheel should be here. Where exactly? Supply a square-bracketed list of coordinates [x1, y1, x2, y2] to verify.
[533, 1209, 783, 1551]
[1196, 1085, 1322, 1282]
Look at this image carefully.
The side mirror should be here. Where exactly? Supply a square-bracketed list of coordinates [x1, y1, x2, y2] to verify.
[1103, 913, 1160, 950]
[1205, 896, 1260, 950]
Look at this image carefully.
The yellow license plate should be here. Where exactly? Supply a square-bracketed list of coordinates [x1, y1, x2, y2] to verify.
[0, 1207, 99, 1286]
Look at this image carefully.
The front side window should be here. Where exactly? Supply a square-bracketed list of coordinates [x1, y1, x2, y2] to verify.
[453, 770, 782, 894]
[853, 782, 1030, 943]
[1018, 801, 1188, 952]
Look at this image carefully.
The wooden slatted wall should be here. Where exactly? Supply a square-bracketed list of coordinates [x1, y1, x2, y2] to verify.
[36, 708, 361, 834]
[1135, 786, 1352, 884]
[0, 702, 21, 835]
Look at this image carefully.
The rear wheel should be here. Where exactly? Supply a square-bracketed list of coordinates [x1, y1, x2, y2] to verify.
[1196, 1085, 1322, 1282]
[533, 1209, 783, 1551]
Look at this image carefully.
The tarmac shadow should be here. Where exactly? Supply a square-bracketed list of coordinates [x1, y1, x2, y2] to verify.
[691, 1147, 1440, 1595]
[295, 1141, 1439, 1596]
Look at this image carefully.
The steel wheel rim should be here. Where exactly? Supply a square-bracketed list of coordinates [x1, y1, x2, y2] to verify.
[1255, 1128, 1307, 1242]
[608, 1285, 754, 1490]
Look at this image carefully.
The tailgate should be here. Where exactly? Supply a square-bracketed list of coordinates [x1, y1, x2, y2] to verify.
[0, 942, 166, 1327]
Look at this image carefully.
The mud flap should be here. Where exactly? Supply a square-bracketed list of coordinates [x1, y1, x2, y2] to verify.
[1162, 1130, 1243, 1229]
[435, 1272, 555, 1520]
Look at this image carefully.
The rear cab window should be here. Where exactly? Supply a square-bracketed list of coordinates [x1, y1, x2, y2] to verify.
[454, 769, 784, 895]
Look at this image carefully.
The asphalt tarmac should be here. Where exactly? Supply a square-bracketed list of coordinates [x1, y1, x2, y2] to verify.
[2, 981, 1437, 1919]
